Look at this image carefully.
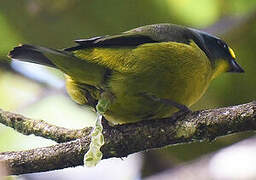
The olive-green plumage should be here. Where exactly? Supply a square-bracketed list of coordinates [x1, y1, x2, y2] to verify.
[9, 24, 244, 124]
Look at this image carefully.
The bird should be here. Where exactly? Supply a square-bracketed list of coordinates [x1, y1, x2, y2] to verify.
[8, 23, 244, 125]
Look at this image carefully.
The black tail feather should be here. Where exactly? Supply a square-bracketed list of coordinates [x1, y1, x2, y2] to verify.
[8, 44, 56, 68]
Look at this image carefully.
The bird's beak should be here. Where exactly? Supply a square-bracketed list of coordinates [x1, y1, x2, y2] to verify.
[227, 47, 244, 73]
[228, 58, 244, 73]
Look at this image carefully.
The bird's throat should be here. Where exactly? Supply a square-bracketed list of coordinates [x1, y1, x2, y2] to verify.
[211, 59, 229, 80]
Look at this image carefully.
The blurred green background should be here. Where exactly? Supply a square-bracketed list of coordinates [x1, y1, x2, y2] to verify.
[0, 0, 255, 178]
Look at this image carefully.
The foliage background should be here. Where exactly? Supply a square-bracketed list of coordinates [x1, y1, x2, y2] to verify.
[0, 0, 255, 179]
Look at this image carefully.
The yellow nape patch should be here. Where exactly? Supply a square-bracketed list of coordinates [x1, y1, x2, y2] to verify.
[228, 47, 236, 59]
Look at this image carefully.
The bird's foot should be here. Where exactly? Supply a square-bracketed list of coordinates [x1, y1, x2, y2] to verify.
[171, 107, 192, 120]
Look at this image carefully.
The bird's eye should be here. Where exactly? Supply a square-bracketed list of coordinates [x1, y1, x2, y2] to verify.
[217, 40, 227, 49]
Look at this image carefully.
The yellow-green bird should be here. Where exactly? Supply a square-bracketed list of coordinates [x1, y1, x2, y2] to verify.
[9, 24, 244, 125]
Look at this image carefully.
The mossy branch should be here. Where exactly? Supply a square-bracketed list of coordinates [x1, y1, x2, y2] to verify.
[0, 101, 255, 175]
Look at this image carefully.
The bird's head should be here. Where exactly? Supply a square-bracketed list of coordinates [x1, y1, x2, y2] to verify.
[189, 28, 244, 79]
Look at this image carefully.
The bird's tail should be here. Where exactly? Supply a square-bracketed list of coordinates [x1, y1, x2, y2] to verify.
[8, 44, 69, 68]
[8, 44, 107, 87]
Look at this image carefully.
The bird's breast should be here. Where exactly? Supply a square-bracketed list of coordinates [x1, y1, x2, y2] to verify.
[105, 41, 213, 124]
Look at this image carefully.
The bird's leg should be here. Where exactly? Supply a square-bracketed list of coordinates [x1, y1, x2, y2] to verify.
[150, 95, 191, 113]
[140, 93, 192, 117]
[84, 92, 112, 167]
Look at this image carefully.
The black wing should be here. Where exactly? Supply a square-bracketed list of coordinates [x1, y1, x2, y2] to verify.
[64, 34, 157, 51]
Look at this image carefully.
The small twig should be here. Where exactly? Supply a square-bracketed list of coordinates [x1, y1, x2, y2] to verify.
[0, 101, 255, 175]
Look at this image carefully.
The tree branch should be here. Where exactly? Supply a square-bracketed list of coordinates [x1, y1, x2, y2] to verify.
[0, 109, 91, 143]
[0, 101, 255, 175]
